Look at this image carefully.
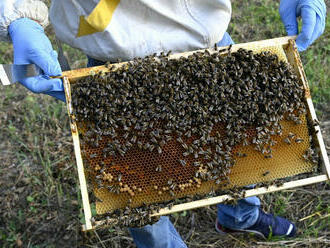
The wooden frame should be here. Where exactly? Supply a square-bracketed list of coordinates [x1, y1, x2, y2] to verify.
[63, 77, 93, 230]
[62, 36, 329, 231]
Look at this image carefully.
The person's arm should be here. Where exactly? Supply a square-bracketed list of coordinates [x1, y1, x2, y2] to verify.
[1, 0, 65, 101]
[0, 0, 49, 41]
[279, 0, 326, 51]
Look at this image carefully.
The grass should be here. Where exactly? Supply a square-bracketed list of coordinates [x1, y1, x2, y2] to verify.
[0, 0, 329, 247]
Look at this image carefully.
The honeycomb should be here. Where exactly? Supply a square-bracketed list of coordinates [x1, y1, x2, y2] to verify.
[70, 44, 315, 215]
[79, 114, 312, 214]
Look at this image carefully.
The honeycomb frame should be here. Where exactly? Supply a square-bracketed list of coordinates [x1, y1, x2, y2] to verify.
[62, 36, 330, 231]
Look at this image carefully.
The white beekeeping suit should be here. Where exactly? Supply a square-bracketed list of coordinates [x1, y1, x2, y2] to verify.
[0, 0, 231, 61]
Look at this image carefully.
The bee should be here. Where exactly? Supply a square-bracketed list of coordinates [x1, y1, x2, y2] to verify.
[177, 137, 184, 144]
[313, 119, 320, 126]
[236, 152, 247, 157]
[182, 143, 188, 150]
[228, 44, 232, 54]
[183, 152, 189, 157]
[206, 162, 213, 169]
[154, 129, 161, 138]
[193, 161, 201, 167]
[168, 202, 174, 210]
[242, 139, 249, 146]
[130, 135, 137, 143]
[287, 132, 295, 139]
[117, 148, 126, 157]
[215, 179, 221, 185]
[123, 132, 129, 139]
[262, 171, 270, 176]
[159, 140, 166, 147]
[143, 143, 151, 150]
[185, 130, 192, 138]
[275, 181, 284, 187]
[295, 138, 304, 143]
[179, 159, 186, 166]
[283, 137, 291, 144]
[295, 119, 302, 125]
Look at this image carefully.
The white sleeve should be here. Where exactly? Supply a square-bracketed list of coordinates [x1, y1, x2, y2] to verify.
[0, 0, 49, 41]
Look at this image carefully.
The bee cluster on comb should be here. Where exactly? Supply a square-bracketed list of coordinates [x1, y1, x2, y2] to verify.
[71, 48, 314, 227]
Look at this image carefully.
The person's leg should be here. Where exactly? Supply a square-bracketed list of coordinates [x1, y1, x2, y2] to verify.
[216, 187, 296, 238]
[216, 184, 296, 238]
[217, 196, 260, 230]
[129, 216, 187, 248]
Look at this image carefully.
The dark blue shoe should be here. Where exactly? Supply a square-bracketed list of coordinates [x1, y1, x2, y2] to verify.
[216, 209, 296, 239]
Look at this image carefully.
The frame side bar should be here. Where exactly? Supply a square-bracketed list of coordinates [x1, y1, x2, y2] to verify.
[306, 98, 330, 178]
[63, 77, 93, 230]
[288, 40, 330, 178]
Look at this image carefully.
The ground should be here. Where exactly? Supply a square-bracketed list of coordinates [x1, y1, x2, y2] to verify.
[0, 0, 329, 247]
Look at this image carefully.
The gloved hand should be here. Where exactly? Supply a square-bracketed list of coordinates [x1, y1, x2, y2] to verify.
[279, 0, 326, 52]
[217, 32, 234, 47]
[8, 18, 65, 101]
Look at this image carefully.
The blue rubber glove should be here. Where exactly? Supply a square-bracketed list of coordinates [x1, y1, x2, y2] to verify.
[279, 0, 326, 52]
[8, 18, 65, 101]
[217, 32, 234, 47]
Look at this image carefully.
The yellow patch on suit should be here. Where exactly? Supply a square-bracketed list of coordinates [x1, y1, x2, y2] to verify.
[77, 0, 120, 37]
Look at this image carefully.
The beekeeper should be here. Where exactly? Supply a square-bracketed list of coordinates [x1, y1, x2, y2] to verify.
[1, 0, 326, 247]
